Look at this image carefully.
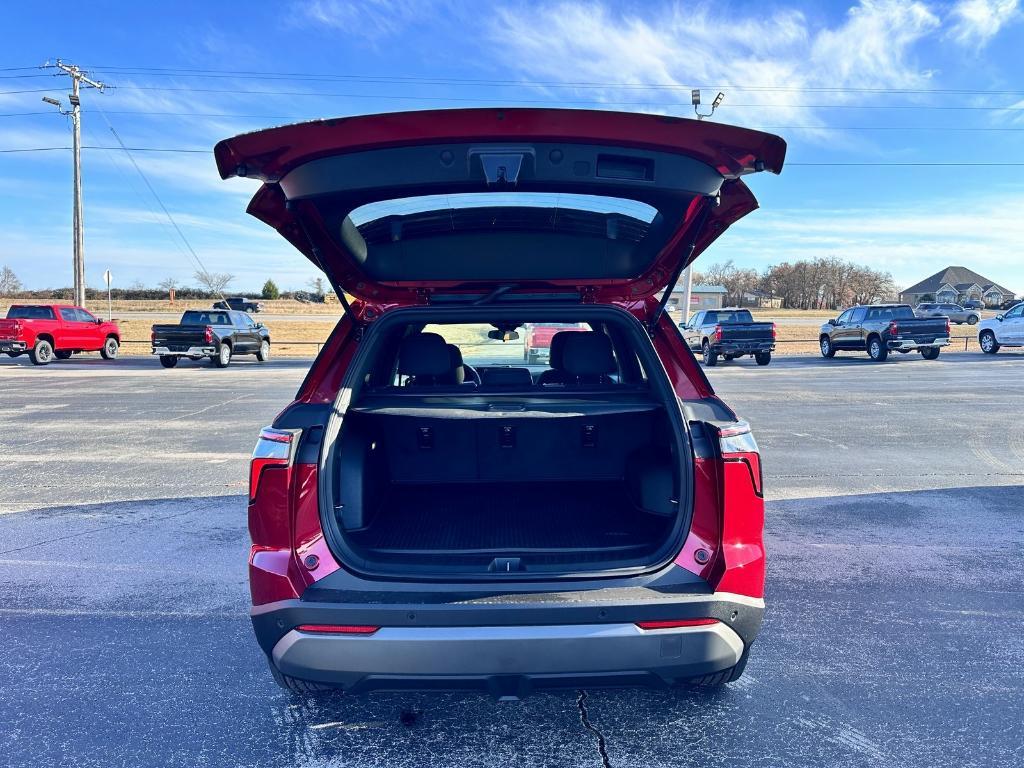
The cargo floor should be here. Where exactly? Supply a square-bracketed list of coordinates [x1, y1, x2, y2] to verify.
[349, 481, 669, 557]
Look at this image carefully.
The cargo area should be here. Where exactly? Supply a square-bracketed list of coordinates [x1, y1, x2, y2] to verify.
[331, 400, 680, 576]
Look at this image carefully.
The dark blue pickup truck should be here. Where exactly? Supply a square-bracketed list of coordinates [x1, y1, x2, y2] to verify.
[680, 308, 776, 366]
[151, 309, 271, 368]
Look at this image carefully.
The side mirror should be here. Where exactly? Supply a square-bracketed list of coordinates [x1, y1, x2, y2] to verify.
[828, 318, 837, 326]
[256, 322, 264, 329]
[96, 317, 103, 324]
[996, 314, 1004, 321]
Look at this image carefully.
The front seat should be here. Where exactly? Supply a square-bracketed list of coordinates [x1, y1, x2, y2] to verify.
[536, 331, 573, 386]
[397, 332, 455, 387]
[442, 344, 481, 386]
[559, 331, 617, 386]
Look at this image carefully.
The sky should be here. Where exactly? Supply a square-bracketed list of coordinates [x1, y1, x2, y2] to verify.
[1, 0, 1022, 295]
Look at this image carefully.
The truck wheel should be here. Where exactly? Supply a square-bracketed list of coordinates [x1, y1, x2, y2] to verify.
[819, 336, 835, 358]
[256, 340, 270, 362]
[702, 340, 718, 367]
[101, 337, 119, 360]
[55, 350, 73, 360]
[29, 338, 54, 365]
[755, 351, 771, 366]
[159, 356, 179, 368]
[867, 336, 888, 362]
[921, 347, 941, 360]
[214, 342, 232, 368]
[979, 331, 999, 354]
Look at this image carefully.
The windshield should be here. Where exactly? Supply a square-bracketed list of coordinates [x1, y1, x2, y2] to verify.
[6, 305, 55, 320]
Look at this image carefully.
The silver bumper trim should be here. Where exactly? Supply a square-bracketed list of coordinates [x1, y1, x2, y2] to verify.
[272, 621, 744, 687]
[889, 337, 949, 350]
[152, 346, 215, 356]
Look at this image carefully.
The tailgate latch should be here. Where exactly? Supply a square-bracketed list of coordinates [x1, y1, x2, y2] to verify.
[477, 152, 525, 187]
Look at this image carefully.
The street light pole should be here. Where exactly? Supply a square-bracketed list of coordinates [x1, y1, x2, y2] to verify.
[43, 60, 104, 308]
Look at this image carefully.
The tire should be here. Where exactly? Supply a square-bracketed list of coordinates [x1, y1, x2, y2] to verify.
[268, 660, 334, 695]
[702, 340, 718, 367]
[214, 342, 232, 368]
[921, 346, 941, 360]
[101, 336, 119, 360]
[819, 336, 835, 358]
[979, 330, 999, 354]
[29, 338, 54, 366]
[867, 335, 888, 362]
[256, 339, 270, 362]
[967, 315, 978, 325]
[55, 350, 73, 360]
[755, 351, 771, 366]
[159, 355, 179, 368]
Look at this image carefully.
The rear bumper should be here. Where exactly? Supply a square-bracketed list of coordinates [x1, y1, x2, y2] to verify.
[254, 590, 762, 693]
[712, 341, 774, 355]
[887, 337, 949, 350]
[151, 345, 215, 356]
[0, 340, 27, 352]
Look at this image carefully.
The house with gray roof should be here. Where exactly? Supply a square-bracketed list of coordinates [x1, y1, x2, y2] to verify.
[899, 266, 1016, 308]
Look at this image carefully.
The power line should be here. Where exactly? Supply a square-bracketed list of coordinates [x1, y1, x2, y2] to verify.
[79, 64, 1024, 96]
[92, 103, 226, 301]
[6, 110, 1024, 133]
[5, 145, 1024, 166]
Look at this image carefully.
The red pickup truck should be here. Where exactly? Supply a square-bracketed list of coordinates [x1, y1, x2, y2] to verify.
[0, 304, 121, 365]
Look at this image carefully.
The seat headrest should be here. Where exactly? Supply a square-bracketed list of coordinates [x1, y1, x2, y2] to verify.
[480, 367, 533, 388]
[548, 331, 573, 370]
[398, 333, 451, 377]
[560, 332, 616, 376]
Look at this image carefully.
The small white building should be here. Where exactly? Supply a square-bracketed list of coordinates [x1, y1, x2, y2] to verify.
[663, 284, 727, 315]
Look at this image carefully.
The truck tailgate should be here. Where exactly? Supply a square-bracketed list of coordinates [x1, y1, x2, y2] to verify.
[152, 324, 210, 349]
[720, 323, 774, 341]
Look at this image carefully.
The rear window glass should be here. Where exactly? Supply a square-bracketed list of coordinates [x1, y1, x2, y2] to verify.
[374, 320, 650, 390]
[182, 311, 231, 325]
[6, 305, 55, 320]
[704, 310, 754, 324]
[866, 306, 915, 321]
[351, 193, 658, 227]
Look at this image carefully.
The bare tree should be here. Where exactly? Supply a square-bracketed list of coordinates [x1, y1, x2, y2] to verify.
[0, 265, 22, 296]
[158, 276, 181, 293]
[307, 276, 326, 297]
[194, 270, 235, 295]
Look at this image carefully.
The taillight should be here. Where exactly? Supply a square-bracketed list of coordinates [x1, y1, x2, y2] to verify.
[150, 330, 156, 343]
[636, 618, 719, 630]
[296, 624, 380, 635]
[718, 420, 759, 454]
[713, 324, 722, 342]
[889, 320, 899, 337]
[249, 426, 298, 501]
[770, 322, 777, 340]
[945, 318, 951, 335]
[204, 325, 214, 344]
[718, 419, 762, 496]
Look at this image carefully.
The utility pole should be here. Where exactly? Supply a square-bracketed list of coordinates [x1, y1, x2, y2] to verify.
[680, 264, 694, 322]
[42, 60, 104, 308]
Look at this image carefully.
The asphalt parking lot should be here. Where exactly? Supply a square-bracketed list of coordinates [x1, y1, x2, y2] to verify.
[1, 353, 1022, 767]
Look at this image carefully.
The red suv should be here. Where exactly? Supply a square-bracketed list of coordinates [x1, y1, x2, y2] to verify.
[0, 304, 121, 365]
[217, 109, 784, 695]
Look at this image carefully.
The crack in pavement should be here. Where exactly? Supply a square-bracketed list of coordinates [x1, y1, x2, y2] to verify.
[576, 690, 612, 768]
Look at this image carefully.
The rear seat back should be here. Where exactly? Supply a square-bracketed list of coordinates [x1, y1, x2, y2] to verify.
[357, 408, 658, 484]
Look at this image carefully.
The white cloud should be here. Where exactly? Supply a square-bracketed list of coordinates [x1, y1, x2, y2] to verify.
[947, 0, 1020, 48]
[295, 0, 433, 40]
[486, 1, 943, 134]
